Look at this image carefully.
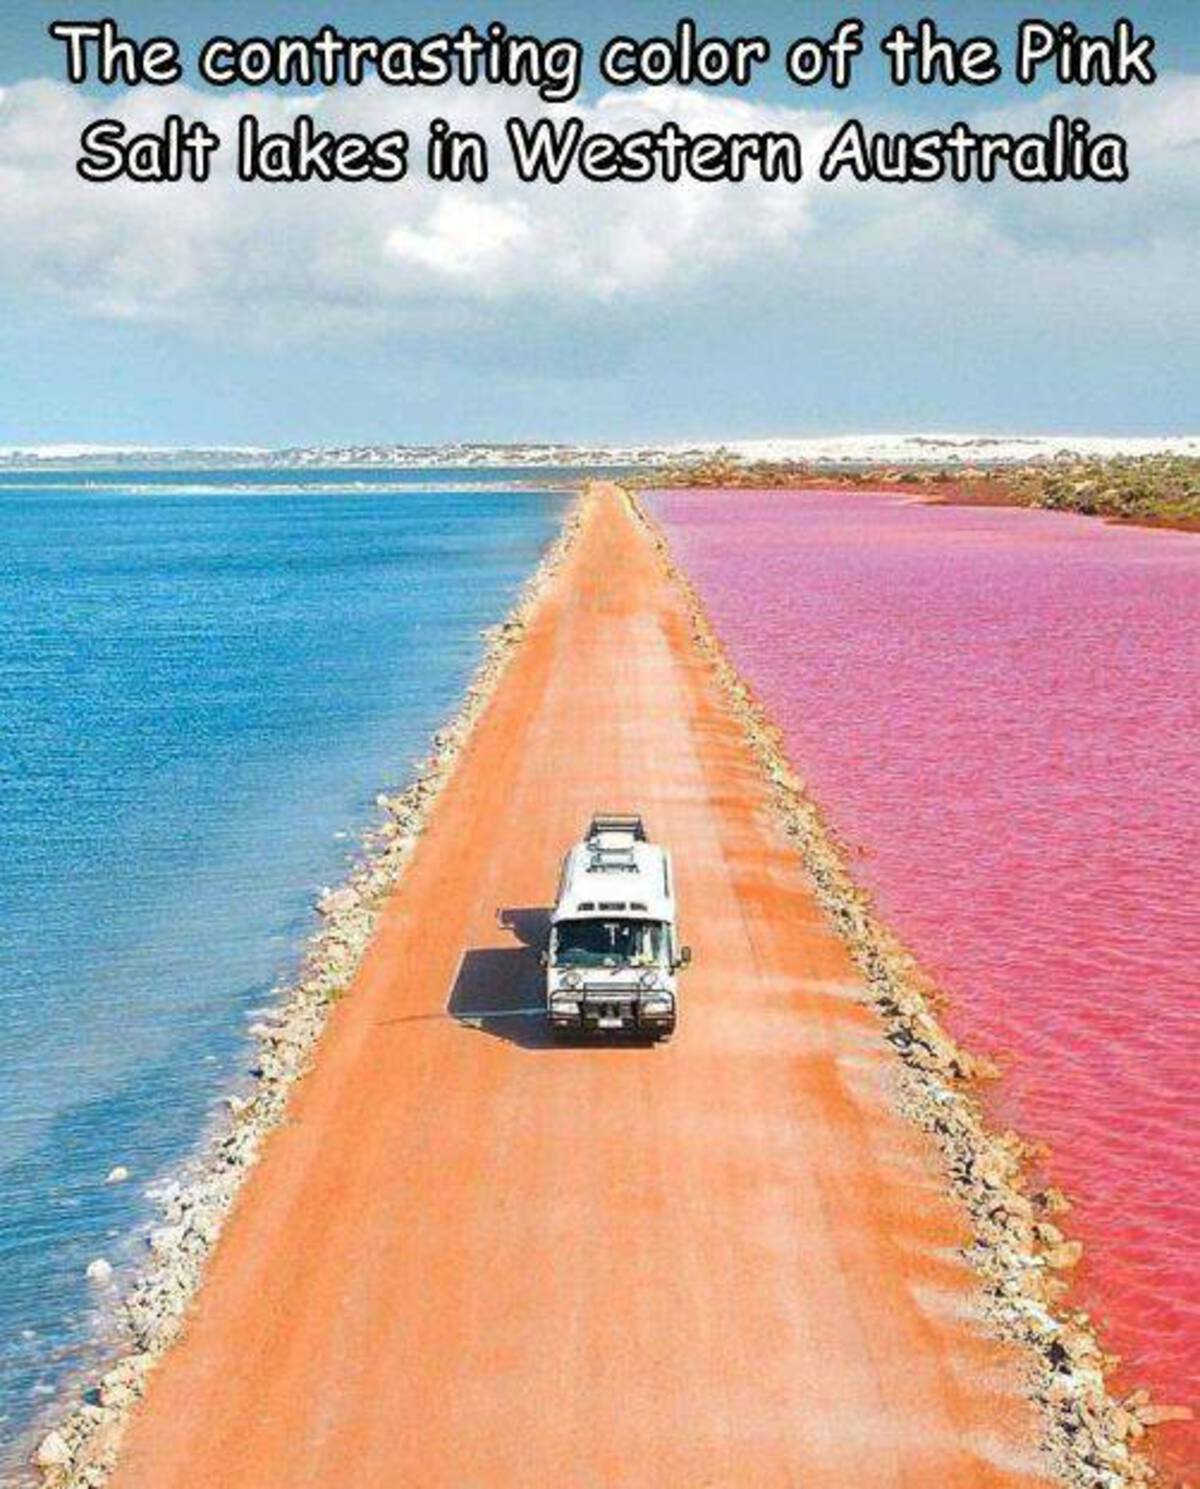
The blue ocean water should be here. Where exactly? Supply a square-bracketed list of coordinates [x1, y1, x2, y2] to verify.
[0, 469, 571, 1464]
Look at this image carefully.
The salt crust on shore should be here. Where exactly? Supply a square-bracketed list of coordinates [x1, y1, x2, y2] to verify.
[627, 488, 1183, 1489]
[30, 485, 1181, 1487]
[28, 502, 584, 1489]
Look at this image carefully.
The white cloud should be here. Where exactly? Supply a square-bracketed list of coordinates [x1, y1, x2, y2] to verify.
[386, 199, 531, 281]
[0, 73, 1195, 345]
[0, 80, 834, 330]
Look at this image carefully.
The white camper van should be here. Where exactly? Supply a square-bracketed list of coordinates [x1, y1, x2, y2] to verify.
[544, 814, 690, 1040]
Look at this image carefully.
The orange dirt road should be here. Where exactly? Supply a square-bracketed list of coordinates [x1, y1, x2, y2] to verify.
[110, 485, 1051, 1489]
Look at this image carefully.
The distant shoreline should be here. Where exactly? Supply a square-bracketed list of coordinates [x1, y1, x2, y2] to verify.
[3, 445, 1197, 532]
[1, 433, 1197, 474]
[633, 454, 1200, 533]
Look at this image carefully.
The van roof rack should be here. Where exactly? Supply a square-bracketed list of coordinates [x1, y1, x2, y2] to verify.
[586, 813, 646, 843]
[584, 813, 646, 875]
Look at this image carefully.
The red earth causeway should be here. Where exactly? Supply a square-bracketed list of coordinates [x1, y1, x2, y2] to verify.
[108, 485, 1050, 1488]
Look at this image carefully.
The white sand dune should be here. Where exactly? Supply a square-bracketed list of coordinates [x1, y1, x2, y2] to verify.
[1, 433, 1196, 469]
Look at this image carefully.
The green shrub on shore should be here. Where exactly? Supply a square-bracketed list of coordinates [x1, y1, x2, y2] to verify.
[634, 454, 1200, 529]
[1012, 455, 1200, 525]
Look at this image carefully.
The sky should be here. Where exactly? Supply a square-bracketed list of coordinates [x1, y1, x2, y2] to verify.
[0, 1, 1197, 446]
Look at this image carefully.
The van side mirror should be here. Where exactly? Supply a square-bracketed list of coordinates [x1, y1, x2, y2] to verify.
[677, 946, 692, 969]
[538, 950, 549, 968]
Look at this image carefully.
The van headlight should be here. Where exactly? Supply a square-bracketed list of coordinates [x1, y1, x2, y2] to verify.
[559, 969, 583, 990]
[638, 970, 659, 990]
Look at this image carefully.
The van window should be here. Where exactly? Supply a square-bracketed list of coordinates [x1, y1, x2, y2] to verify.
[553, 920, 667, 969]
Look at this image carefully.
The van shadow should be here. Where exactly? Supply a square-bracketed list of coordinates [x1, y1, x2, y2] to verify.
[447, 907, 554, 1050]
[450, 907, 662, 1051]
[447, 907, 649, 1051]
[497, 906, 551, 948]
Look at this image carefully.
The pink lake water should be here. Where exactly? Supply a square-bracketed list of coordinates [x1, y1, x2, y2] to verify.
[652, 488, 1200, 1469]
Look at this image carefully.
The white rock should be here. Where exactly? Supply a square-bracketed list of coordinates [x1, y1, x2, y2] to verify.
[317, 886, 358, 917]
[33, 1429, 72, 1469]
[85, 1257, 113, 1284]
[99, 1369, 139, 1410]
[148, 1225, 185, 1256]
[105, 1165, 129, 1185]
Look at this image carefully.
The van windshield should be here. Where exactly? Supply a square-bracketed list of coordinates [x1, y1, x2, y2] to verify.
[553, 919, 667, 969]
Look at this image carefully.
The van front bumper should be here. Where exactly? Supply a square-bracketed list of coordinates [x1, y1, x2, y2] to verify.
[549, 992, 675, 1037]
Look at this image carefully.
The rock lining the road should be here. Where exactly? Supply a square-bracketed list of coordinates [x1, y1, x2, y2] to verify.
[627, 486, 1180, 1489]
[29, 498, 584, 1489]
